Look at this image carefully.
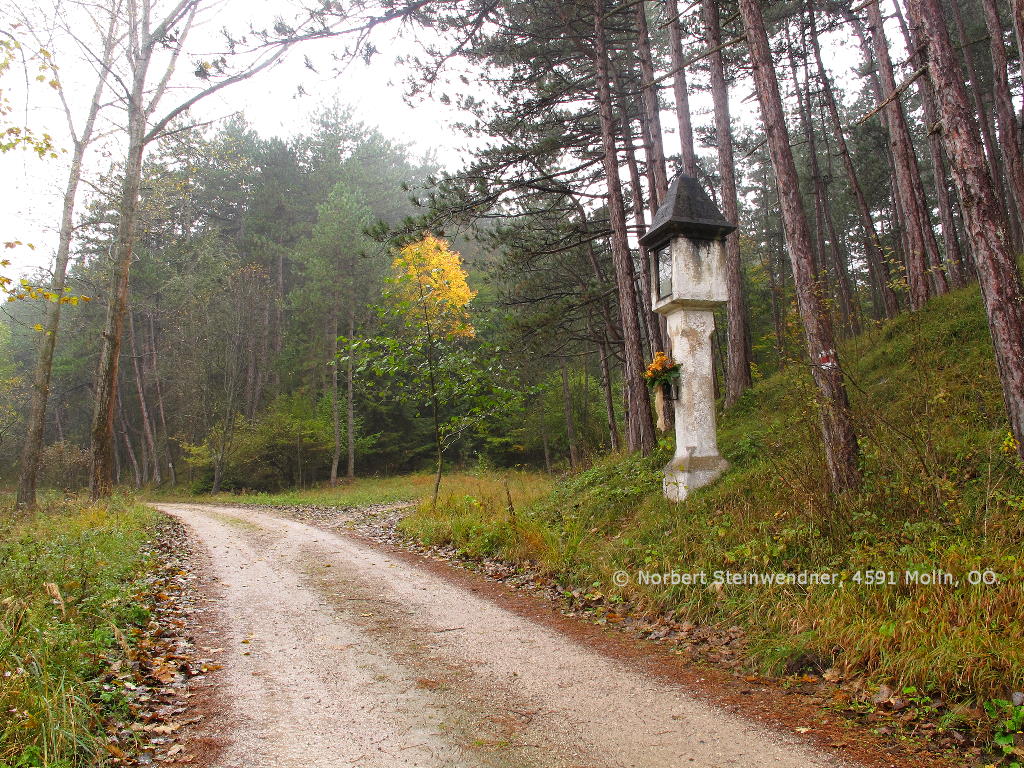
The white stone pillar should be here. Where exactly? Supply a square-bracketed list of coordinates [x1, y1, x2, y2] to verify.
[663, 308, 728, 501]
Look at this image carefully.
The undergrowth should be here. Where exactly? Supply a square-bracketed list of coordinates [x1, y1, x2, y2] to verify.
[0, 493, 158, 768]
[401, 286, 1024, 709]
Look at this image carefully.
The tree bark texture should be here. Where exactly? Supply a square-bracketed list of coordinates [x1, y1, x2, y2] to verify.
[980, 0, 1024, 241]
[866, 0, 934, 310]
[909, 0, 1024, 464]
[738, 0, 861, 492]
[89, 99, 147, 499]
[702, 0, 752, 406]
[594, 1, 656, 456]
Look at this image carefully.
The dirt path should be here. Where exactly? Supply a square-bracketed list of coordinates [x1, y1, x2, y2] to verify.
[156, 503, 858, 768]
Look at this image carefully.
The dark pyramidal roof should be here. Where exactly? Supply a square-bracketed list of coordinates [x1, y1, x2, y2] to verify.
[638, 175, 737, 248]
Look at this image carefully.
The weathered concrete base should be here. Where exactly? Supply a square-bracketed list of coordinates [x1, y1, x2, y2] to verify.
[663, 453, 730, 502]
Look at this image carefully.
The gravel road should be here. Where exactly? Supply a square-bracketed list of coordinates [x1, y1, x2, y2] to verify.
[156, 503, 856, 768]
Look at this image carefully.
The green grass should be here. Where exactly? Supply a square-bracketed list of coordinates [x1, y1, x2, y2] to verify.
[147, 472, 435, 508]
[0, 494, 160, 768]
[154, 470, 554, 511]
[401, 285, 1024, 707]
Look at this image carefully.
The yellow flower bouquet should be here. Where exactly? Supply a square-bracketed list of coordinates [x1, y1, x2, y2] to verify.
[644, 351, 680, 432]
[644, 351, 680, 390]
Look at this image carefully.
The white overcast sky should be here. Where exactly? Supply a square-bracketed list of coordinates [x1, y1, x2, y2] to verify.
[1, 0, 875, 279]
[1, 0, 475, 277]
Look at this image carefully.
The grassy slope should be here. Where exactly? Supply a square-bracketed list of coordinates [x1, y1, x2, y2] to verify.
[402, 286, 1024, 707]
[0, 495, 159, 768]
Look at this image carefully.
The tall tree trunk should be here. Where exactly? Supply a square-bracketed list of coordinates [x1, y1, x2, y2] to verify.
[1012, 0, 1024, 87]
[572, 198, 623, 347]
[888, 0, 949, 296]
[980, 0, 1024, 237]
[561, 361, 579, 468]
[844, 3, 913, 305]
[633, 0, 669, 205]
[738, 0, 861, 492]
[612, 79, 673, 431]
[702, 0, 752, 406]
[118, 396, 142, 490]
[894, 0, 967, 289]
[128, 310, 161, 485]
[866, 0, 934, 310]
[803, 36, 860, 333]
[823, 172, 861, 333]
[89, 88, 148, 499]
[540, 410, 552, 472]
[788, 28, 857, 336]
[330, 307, 341, 486]
[147, 311, 176, 485]
[272, 251, 284, 390]
[666, 0, 698, 174]
[15, 12, 115, 509]
[346, 300, 356, 481]
[593, 3, 656, 455]
[211, 411, 237, 495]
[256, 302, 271, 410]
[909, 0, 1024, 464]
[809, 2, 899, 319]
[15, 153, 83, 504]
[88, 0, 214, 497]
[950, 0, 1016, 247]
[760, 246, 786, 355]
[597, 336, 620, 451]
[245, 314, 259, 417]
[613, 85, 665, 357]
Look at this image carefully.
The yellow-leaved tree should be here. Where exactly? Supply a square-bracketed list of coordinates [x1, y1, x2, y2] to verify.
[390, 233, 476, 338]
[389, 234, 476, 507]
